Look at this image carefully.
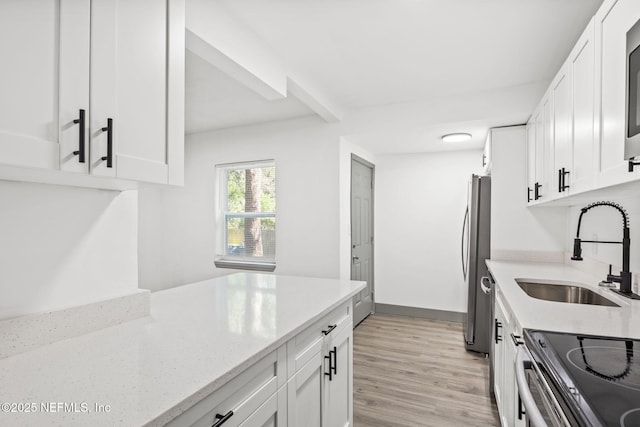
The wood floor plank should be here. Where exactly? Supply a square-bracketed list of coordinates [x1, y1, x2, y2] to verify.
[353, 314, 500, 427]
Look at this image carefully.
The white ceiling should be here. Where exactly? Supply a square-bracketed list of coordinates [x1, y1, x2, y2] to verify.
[186, 0, 604, 153]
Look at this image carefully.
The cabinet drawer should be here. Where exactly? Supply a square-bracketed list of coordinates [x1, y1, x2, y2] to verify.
[287, 301, 351, 376]
[167, 348, 283, 427]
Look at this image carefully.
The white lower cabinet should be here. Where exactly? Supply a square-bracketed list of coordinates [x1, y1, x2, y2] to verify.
[168, 301, 353, 427]
[322, 320, 352, 427]
[287, 301, 353, 427]
[166, 347, 287, 427]
[493, 291, 524, 427]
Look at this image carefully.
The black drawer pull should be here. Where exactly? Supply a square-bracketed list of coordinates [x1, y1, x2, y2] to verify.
[511, 333, 523, 347]
[494, 319, 502, 344]
[101, 118, 113, 168]
[72, 109, 85, 163]
[212, 410, 233, 427]
[322, 324, 337, 335]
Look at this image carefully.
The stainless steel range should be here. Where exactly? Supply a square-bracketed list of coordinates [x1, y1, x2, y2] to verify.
[518, 329, 640, 427]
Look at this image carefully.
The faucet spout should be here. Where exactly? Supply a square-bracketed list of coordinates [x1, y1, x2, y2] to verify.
[570, 201, 638, 299]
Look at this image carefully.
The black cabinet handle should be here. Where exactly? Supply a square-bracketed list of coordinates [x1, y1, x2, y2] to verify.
[518, 394, 526, 420]
[325, 346, 337, 380]
[527, 187, 532, 202]
[331, 346, 337, 375]
[324, 353, 333, 381]
[72, 109, 85, 163]
[558, 169, 563, 193]
[534, 182, 542, 200]
[494, 319, 502, 344]
[629, 157, 640, 172]
[511, 333, 523, 347]
[482, 154, 486, 167]
[101, 118, 113, 168]
[322, 324, 337, 335]
[212, 411, 233, 427]
[559, 168, 570, 192]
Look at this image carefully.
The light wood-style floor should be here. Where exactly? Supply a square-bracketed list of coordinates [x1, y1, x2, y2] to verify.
[353, 314, 500, 427]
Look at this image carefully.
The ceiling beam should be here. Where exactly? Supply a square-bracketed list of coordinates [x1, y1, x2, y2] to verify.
[185, 0, 287, 100]
[287, 77, 344, 123]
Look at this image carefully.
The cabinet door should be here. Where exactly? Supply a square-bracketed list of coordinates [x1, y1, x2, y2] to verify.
[533, 96, 550, 202]
[483, 132, 492, 174]
[570, 19, 596, 194]
[596, 0, 640, 187]
[526, 120, 536, 203]
[323, 321, 353, 427]
[90, 0, 184, 184]
[552, 64, 572, 198]
[0, 0, 89, 171]
[287, 351, 323, 427]
[493, 295, 507, 424]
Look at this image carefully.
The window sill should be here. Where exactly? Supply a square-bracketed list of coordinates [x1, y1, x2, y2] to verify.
[214, 259, 276, 272]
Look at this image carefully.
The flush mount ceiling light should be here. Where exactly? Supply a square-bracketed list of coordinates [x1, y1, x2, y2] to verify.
[442, 133, 472, 143]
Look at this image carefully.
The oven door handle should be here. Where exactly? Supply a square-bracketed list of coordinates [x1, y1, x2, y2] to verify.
[515, 347, 548, 427]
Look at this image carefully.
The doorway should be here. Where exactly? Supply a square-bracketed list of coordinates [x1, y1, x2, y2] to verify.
[351, 155, 374, 326]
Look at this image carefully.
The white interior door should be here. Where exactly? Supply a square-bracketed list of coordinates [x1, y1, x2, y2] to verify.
[351, 156, 374, 326]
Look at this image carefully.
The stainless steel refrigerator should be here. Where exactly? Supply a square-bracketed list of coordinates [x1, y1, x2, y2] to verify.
[461, 174, 491, 354]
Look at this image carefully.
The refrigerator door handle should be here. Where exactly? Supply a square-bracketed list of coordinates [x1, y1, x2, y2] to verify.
[480, 276, 492, 295]
[461, 206, 469, 280]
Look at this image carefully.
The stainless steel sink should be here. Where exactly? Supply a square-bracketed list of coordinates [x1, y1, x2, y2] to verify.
[515, 279, 620, 307]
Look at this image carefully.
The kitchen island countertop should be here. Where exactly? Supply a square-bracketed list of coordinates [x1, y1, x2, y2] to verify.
[0, 273, 365, 426]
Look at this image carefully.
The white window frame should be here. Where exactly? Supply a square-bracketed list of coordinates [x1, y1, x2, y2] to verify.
[214, 160, 276, 272]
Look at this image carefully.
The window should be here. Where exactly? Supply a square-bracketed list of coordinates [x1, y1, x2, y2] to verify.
[215, 160, 276, 271]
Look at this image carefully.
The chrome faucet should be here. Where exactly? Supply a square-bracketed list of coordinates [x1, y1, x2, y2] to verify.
[571, 201, 639, 299]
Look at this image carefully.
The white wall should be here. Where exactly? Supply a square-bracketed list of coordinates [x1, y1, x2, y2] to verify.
[0, 181, 138, 320]
[138, 117, 345, 291]
[565, 191, 640, 287]
[374, 149, 483, 313]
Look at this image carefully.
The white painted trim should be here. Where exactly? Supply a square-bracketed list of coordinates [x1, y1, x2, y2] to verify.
[167, 0, 185, 186]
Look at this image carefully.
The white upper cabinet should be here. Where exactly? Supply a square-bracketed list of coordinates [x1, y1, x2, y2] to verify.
[483, 131, 492, 174]
[90, 0, 184, 185]
[0, 0, 184, 187]
[526, 0, 640, 204]
[570, 18, 596, 194]
[525, 121, 536, 202]
[596, 0, 640, 187]
[551, 61, 572, 199]
[553, 18, 597, 198]
[0, 0, 89, 171]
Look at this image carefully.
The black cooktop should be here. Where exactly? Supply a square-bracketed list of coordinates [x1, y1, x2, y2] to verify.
[524, 330, 640, 427]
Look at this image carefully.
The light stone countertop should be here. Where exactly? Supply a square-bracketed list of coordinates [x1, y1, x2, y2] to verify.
[487, 260, 640, 339]
[0, 273, 366, 427]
